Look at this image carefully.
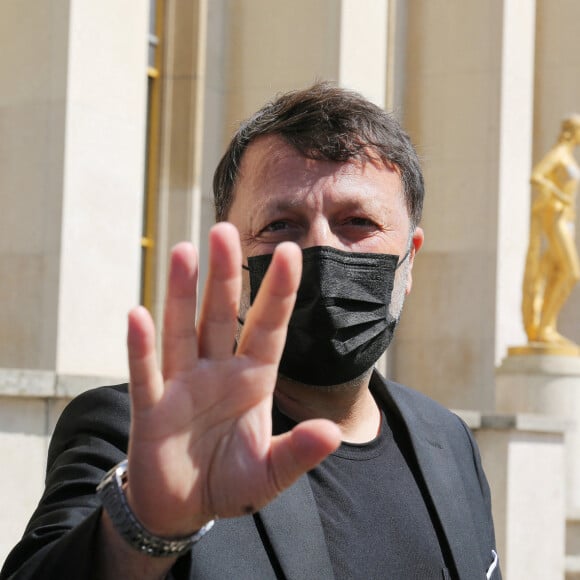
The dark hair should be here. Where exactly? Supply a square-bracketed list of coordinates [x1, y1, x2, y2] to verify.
[213, 82, 424, 226]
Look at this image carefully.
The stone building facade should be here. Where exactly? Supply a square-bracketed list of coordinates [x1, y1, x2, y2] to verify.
[1, 1, 580, 577]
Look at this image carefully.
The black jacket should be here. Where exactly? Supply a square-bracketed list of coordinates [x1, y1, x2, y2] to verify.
[1, 373, 501, 579]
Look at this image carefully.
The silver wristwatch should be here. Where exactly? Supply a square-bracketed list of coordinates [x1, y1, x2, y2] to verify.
[96, 460, 215, 557]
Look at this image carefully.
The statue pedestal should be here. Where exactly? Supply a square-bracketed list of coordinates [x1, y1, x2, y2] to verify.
[496, 353, 580, 515]
[508, 343, 580, 357]
[470, 413, 566, 579]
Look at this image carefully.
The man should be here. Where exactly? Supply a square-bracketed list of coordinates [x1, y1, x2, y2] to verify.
[1, 83, 500, 579]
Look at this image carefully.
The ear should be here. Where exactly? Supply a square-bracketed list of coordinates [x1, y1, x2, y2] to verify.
[405, 226, 424, 295]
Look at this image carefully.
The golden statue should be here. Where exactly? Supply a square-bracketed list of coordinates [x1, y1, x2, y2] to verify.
[512, 115, 580, 356]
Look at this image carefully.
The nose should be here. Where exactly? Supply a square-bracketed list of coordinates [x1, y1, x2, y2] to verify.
[301, 217, 344, 250]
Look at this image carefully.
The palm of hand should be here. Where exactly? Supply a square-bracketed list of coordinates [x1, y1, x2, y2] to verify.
[125, 223, 340, 538]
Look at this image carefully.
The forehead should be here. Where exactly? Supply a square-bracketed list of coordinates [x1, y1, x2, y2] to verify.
[232, 135, 405, 211]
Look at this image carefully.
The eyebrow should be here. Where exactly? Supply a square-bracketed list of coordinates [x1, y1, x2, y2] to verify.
[252, 191, 387, 222]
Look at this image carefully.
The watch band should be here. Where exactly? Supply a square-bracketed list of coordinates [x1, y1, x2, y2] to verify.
[96, 459, 215, 557]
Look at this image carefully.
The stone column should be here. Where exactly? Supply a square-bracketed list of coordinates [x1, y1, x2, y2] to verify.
[0, 0, 147, 383]
[154, 0, 209, 319]
[55, 0, 148, 381]
[395, 0, 536, 411]
[0, 0, 148, 560]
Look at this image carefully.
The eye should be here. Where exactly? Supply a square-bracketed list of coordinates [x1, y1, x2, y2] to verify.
[336, 216, 384, 242]
[345, 217, 377, 227]
[256, 219, 301, 242]
[262, 220, 291, 232]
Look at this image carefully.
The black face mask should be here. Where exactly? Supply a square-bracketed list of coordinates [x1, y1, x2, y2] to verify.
[243, 246, 408, 386]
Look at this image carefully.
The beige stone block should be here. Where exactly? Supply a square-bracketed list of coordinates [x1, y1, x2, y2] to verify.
[205, 0, 228, 85]
[0, 102, 66, 256]
[394, 250, 497, 410]
[399, 251, 495, 341]
[405, 71, 500, 166]
[167, 0, 204, 80]
[420, 160, 497, 253]
[0, 369, 55, 398]
[202, 83, 227, 197]
[441, 73, 499, 162]
[164, 76, 201, 201]
[536, 0, 580, 69]
[339, 0, 387, 106]
[393, 336, 494, 411]
[225, 0, 340, 130]
[533, 64, 580, 169]
[0, 0, 69, 104]
[0, 255, 58, 369]
[567, 510, 580, 566]
[0, 102, 63, 371]
[227, 0, 339, 89]
[56, 374, 125, 399]
[56, 130, 143, 375]
[66, 0, 148, 114]
[533, 73, 575, 158]
[560, 291, 580, 347]
[497, 355, 580, 514]
[476, 419, 566, 580]
[0, 398, 48, 564]
[405, 1, 501, 76]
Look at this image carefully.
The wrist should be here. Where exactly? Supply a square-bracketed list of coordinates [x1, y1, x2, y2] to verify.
[97, 460, 215, 558]
[124, 483, 210, 539]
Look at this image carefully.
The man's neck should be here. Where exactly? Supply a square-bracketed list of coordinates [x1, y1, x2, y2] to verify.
[274, 371, 381, 444]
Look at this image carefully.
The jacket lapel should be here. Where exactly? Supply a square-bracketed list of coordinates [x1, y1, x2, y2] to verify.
[371, 374, 485, 578]
[260, 374, 485, 579]
[257, 474, 335, 580]
[255, 405, 334, 580]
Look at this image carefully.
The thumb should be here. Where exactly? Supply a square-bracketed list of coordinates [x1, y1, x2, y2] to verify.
[268, 419, 341, 493]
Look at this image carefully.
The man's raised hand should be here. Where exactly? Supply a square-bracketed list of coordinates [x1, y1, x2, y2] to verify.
[124, 222, 340, 539]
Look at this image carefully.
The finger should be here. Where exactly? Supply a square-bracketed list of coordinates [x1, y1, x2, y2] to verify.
[128, 306, 164, 410]
[236, 242, 301, 365]
[197, 223, 242, 359]
[268, 419, 341, 493]
[162, 242, 199, 377]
